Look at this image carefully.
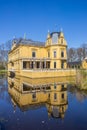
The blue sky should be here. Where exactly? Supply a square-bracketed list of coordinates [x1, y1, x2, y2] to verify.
[0, 0, 87, 47]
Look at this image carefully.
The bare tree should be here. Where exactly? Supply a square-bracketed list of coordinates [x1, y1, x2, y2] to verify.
[77, 48, 83, 61]
[67, 48, 77, 62]
[0, 40, 12, 69]
[81, 43, 87, 59]
[67, 43, 87, 62]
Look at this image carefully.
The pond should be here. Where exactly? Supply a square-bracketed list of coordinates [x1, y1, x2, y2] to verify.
[0, 76, 87, 130]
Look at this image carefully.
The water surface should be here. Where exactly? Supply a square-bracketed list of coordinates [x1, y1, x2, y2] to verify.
[0, 76, 87, 130]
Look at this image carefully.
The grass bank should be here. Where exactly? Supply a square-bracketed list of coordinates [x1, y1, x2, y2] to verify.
[76, 69, 87, 90]
[0, 70, 8, 74]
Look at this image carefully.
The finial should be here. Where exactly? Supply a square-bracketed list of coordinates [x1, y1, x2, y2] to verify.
[47, 30, 50, 39]
[48, 29, 50, 33]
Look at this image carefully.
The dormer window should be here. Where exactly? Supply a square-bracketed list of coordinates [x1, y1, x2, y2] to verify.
[13, 39, 17, 44]
[61, 38, 63, 44]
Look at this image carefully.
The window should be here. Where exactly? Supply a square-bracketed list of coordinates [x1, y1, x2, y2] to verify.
[10, 82, 14, 88]
[61, 38, 63, 44]
[32, 51, 36, 57]
[54, 84, 56, 89]
[37, 62, 39, 68]
[23, 84, 31, 91]
[23, 61, 29, 69]
[54, 62, 56, 68]
[61, 51, 64, 57]
[78, 66, 80, 69]
[54, 51, 56, 58]
[11, 62, 14, 66]
[52, 33, 58, 44]
[54, 93, 57, 100]
[32, 93, 36, 99]
[61, 93, 64, 99]
[47, 62, 50, 68]
[31, 62, 34, 69]
[48, 51, 50, 57]
[61, 61, 64, 69]
[23, 61, 27, 69]
[48, 93, 50, 98]
[62, 84, 64, 89]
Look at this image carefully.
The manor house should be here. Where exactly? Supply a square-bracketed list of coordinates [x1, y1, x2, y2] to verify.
[8, 31, 76, 78]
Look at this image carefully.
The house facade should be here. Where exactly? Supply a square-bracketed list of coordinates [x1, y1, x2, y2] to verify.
[8, 31, 76, 78]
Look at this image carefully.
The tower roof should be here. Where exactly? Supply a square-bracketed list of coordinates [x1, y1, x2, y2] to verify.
[47, 32, 51, 39]
[59, 31, 64, 37]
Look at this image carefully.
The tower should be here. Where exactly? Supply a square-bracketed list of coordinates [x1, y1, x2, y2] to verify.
[45, 30, 67, 69]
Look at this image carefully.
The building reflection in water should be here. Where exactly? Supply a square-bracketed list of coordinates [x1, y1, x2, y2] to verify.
[8, 76, 68, 119]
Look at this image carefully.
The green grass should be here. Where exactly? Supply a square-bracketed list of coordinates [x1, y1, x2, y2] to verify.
[0, 70, 8, 74]
[76, 69, 87, 90]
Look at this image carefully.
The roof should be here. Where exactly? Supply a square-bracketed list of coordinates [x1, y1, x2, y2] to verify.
[50, 32, 60, 37]
[67, 61, 82, 65]
[8, 38, 45, 54]
[13, 38, 45, 46]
